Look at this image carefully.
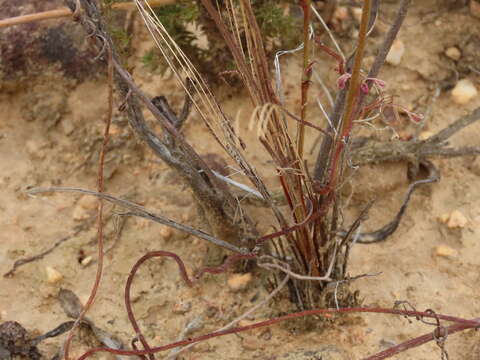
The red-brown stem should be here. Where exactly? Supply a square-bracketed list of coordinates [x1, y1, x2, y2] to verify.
[64, 46, 114, 360]
[314, 38, 345, 75]
[195, 253, 257, 279]
[363, 320, 478, 360]
[77, 307, 479, 359]
[125, 251, 194, 359]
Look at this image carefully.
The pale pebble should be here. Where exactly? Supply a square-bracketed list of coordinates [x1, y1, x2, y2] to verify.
[386, 40, 405, 66]
[451, 79, 478, 105]
[435, 245, 458, 258]
[46, 266, 63, 284]
[445, 46, 461, 61]
[447, 210, 468, 229]
[227, 273, 252, 292]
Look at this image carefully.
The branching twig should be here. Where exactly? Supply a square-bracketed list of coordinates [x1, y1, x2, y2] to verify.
[3, 220, 93, 277]
[363, 319, 479, 360]
[351, 107, 480, 165]
[0, 0, 174, 29]
[27, 187, 245, 254]
[341, 160, 440, 244]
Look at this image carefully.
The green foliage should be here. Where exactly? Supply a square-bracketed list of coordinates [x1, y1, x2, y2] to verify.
[142, 1, 207, 73]
[141, 49, 159, 71]
[155, 1, 200, 31]
[141, 0, 301, 80]
[253, 0, 300, 48]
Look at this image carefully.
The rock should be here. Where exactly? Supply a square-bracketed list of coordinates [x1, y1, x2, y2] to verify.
[351, 7, 363, 22]
[72, 204, 90, 221]
[333, 7, 349, 21]
[386, 40, 405, 65]
[445, 46, 461, 61]
[45, 266, 63, 284]
[447, 210, 468, 229]
[72, 195, 97, 220]
[435, 245, 458, 258]
[160, 226, 173, 241]
[77, 195, 97, 210]
[451, 79, 478, 105]
[241, 336, 263, 351]
[61, 118, 75, 135]
[418, 131, 434, 141]
[471, 0, 480, 19]
[0, 1, 102, 91]
[80, 256, 93, 267]
[438, 213, 450, 224]
[108, 124, 122, 136]
[227, 273, 252, 292]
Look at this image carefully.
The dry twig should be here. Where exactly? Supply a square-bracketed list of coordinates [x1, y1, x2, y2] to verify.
[0, 0, 174, 28]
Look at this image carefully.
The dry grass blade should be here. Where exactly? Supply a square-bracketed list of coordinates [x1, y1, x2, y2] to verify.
[133, 0, 272, 203]
[27, 186, 245, 254]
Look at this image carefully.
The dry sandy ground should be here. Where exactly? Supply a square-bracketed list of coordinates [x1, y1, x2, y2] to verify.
[1, 1, 479, 359]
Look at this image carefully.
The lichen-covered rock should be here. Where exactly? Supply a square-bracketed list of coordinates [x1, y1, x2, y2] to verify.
[0, 1, 102, 92]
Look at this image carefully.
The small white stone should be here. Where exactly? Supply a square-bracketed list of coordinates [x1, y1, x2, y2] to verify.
[386, 40, 405, 66]
[451, 79, 478, 105]
[447, 210, 468, 229]
[445, 47, 461, 61]
[46, 266, 63, 284]
[435, 245, 458, 258]
[81, 256, 93, 267]
[227, 273, 252, 292]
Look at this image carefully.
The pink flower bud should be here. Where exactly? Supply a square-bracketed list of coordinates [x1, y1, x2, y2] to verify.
[360, 82, 370, 94]
[337, 73, 351, 89]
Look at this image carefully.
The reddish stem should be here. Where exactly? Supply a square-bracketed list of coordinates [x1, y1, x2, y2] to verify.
[64, 45, 114, 359]
[77, 307, 478, 359]
[364, 320, 478, 360]
[125, 251, 194, 359]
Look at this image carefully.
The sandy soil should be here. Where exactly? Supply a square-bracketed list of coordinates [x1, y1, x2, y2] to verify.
[1, 1, 479, 359]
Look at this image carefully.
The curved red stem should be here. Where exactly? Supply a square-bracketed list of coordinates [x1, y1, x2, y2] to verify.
[125, 251, 194, 359]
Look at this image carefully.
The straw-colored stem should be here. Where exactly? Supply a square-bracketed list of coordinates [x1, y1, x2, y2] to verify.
[0, 0, 174, 29]
[327, 0, 372, 190]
